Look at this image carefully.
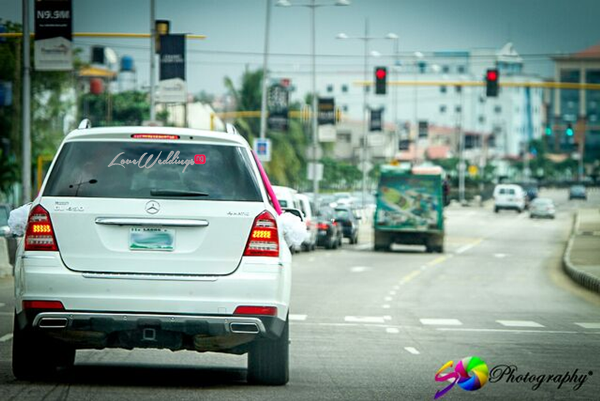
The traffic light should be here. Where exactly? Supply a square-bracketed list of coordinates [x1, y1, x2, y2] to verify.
[374, 66, 387, 95]
[545, 126, 552, 136]
[485, 69, 499, 97]
[566, 124, 574, 137]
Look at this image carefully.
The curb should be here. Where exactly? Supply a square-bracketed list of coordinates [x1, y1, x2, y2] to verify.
[562, 212, 600, 294]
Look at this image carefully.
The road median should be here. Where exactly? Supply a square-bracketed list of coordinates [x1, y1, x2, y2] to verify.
[563, 208, 600, 294]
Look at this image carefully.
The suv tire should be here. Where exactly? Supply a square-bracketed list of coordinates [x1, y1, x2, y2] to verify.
[247, 317, 289, 385]
[12, 315, 75, 380]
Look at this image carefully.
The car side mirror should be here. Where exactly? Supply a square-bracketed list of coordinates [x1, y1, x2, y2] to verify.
[282, 207, 304, 222]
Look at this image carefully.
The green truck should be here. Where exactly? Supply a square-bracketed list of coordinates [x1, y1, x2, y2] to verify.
[374, 165, 445, 253]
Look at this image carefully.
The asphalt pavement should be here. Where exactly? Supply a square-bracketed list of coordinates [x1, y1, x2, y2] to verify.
[0, 188, 599, 400]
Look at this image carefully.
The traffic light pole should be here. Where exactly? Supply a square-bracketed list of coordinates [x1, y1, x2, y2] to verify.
[149, 0, 156, 121]
[21, 0, 31, 203]
[259, 0, 272, 140]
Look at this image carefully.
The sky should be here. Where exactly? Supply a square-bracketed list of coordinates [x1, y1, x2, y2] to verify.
[2, 0, 600, 97]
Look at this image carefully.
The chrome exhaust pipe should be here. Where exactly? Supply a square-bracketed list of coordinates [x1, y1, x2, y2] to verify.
[38, 317, 68, 329]
[230, 322, 260, 334]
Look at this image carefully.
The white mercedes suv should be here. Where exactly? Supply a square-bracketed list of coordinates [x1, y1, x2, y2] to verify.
[13, 123, 291, 385]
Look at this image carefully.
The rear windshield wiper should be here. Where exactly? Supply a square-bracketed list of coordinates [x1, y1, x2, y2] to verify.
[150, 189, 209, 197]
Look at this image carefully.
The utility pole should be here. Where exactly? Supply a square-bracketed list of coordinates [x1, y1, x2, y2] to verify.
[458, 82, 465, 205]
[259, 0, 272, 140]
[149, 0, 156, 121]
[361, 18, 369, 209]
[22, 0, 31, 203]
[310, 0, 320, 208]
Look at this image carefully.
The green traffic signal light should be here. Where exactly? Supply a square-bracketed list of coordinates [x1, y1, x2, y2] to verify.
[545, 127, 552, 136]
[566, 126, 574, 136]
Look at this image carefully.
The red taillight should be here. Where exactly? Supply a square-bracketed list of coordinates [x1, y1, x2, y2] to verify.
[131, 134, 180, 140]
[23, 300, 64, 310]
[317, 223, 329, 230]
[24, 205, 58, 251]
[234, 306, 278, 316]
[243, 211, 279, 257]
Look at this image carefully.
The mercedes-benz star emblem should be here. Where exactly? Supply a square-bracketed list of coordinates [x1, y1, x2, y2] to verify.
[145, 201, 160, 214]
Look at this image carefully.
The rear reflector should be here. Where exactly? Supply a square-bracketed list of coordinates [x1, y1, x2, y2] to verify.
[243, 211, 279, 257]
[317, 223, 329, 230]
[23, 300, 64, 310]
[24, 205, 58, 251]
[131, 134, 180, 140]
[234, 306, 278, 316]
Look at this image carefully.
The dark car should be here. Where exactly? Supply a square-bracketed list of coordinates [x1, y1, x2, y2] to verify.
[334, 207, 360, 244]
[524, 186, 539, 204]
[316, 206, 343, 249]
[569, 185, 587, 200]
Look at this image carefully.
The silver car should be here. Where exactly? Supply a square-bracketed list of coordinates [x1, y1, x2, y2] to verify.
[529, 198, 556, 219]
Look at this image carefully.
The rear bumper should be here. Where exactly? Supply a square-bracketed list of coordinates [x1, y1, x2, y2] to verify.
[15, 251, 291, 323]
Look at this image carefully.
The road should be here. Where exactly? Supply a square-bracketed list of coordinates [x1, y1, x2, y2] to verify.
[0, 189, 599, 400]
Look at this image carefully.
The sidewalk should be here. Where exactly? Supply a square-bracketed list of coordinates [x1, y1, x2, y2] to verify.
[564, 208, 600, 293]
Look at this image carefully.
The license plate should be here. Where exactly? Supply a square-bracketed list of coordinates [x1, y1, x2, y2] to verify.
[129, 228, 175, 251]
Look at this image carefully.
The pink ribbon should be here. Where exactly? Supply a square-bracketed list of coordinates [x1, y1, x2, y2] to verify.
[252, 150, 282, 215]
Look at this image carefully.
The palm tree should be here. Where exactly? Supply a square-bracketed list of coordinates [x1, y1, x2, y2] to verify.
[224, 69, 307, 188]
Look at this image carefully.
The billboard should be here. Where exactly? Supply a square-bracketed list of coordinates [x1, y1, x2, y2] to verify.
[267, 83, 289, 131]
[158, 34, 186, 103]
[34, 0, 73, 71]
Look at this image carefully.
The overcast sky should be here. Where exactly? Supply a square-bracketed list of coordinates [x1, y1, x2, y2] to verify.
[2, 0, 600, 96]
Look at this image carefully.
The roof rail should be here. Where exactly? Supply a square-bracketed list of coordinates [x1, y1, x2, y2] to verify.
[78, 119, 92, 129]
[225, 123, 239, 135]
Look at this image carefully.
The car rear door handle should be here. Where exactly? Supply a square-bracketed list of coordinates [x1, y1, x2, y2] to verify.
[95, 218, 209, 227]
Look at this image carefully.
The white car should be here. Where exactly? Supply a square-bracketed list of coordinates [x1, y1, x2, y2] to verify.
[295, 193, 317, 251]
[493, 184, 526, 213]
[12, 123, 291, 385]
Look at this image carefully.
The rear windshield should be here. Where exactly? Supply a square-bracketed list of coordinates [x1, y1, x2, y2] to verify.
[44, 141, 262, 201]
[498, 188, 515, 195]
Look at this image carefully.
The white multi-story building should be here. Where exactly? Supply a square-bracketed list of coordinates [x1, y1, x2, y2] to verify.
[281, 42, 545, 168]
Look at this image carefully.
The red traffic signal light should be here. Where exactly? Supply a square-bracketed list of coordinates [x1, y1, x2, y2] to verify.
[485, 68, 499, 97]
[374, 66, 387, 95]
[486, 70, 498, 81]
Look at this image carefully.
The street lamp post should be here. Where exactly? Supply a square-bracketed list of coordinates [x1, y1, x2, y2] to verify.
[259, 0, 273, 141]
[336, 25, 398, 208]
[413, 51, 423, 165]
[276, 0, 350, 210]
[149, 0, 156, 121]
[386, 33, 399, 161]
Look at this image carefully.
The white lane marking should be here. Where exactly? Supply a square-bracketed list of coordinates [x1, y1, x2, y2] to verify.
[0, 333, 13, 342]
[384, 296, 392, 301]
[389, 290, 397, 295]
[420, 318, 462, 326]
[404, 347, 420, 355]
[497, 320, 545, 328]
[437, 328, 577, 334]
[455, 243, 476, 254]
[382, 304, 391, 309]
[350, 266, 371, 273]
[494, 253, 508, 258]
[575, 323, 600, 329]
[393, 285, 399, 290]
[289, 314, 307, 321]
[344, 316, 386, 324]
[383, 315, 392, 321]
[386, 328, 399, 334]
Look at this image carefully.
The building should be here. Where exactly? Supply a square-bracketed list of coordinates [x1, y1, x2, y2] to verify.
[281, 42, 545, 177]
[551, 43, 600, 168]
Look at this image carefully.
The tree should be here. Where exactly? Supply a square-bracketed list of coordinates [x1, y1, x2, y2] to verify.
[80, 90, 150, 127]
[224, 68, 307, 188]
